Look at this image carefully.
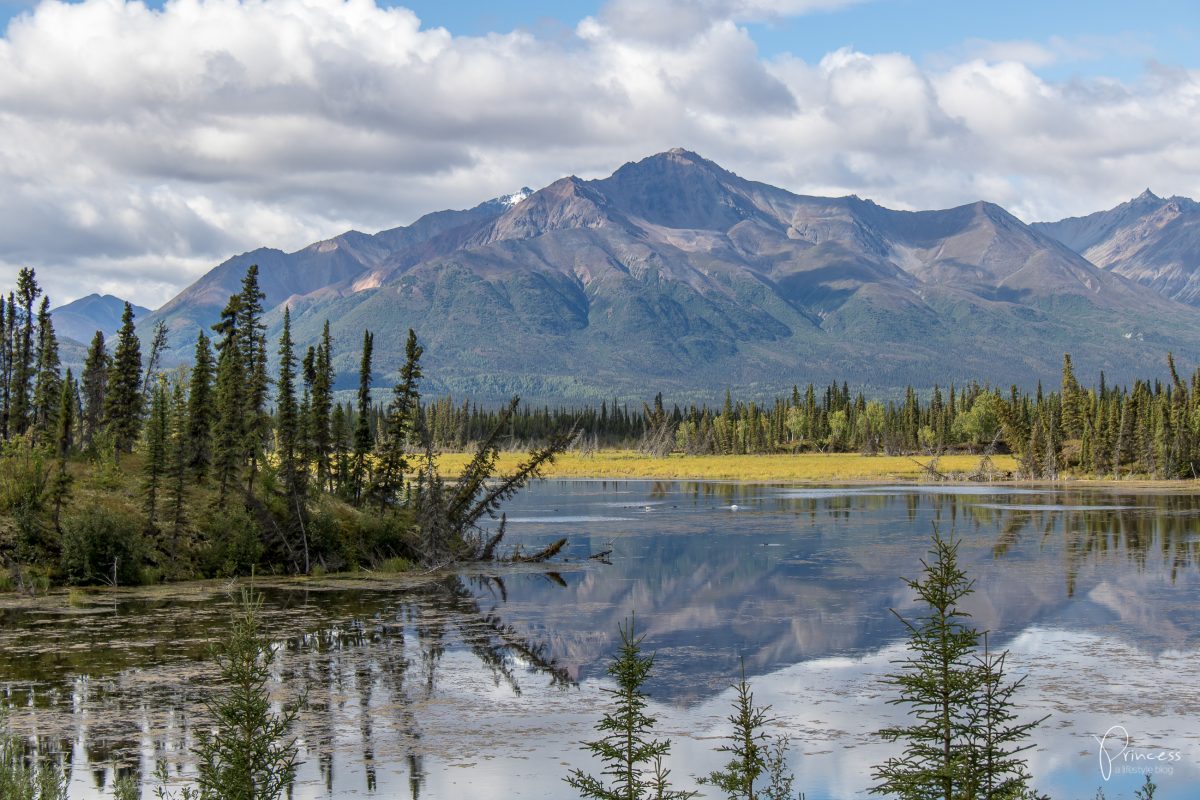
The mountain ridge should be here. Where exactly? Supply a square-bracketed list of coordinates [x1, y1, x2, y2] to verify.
[1034, 190, 1200, 305]
[52, 293, 152, 344]
[141, 150, 1200, 402]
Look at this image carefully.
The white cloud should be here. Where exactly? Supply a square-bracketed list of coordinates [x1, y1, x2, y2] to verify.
[0, 0, 1198, 309]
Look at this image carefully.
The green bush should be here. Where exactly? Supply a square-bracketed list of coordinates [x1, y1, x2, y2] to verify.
[199, 505, 264, 578]
[304, 506, 416, 572]
[59, 508, 145, 586]
[0, 452, 48, 515]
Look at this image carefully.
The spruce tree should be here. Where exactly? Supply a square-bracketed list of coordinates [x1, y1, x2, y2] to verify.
[143, 380, 169, 527]
[331, 403, 350, 495]
[31, 296, 61, 443]
[351, 330, 373, 505]
[700, 662, 798, 800]
[10, 268, 40, 436]
[0, 299, 6, 438]
[187, 332, 215, 481]
[50, 369, 76, 532]
[963, 634, 1046, 800]
[212, 294, 246, 503]
[165, 378, 189, 552]
[565, 616, 694, 800]
[80, 331, 109, 448]
[375, 328, 422, 514]
[103, 302, 144, 456]
[275, 307, 307, 568]
[141, 320, 169, 399]
[872, 530, 1043, 800]
[310, 322, 334, 491]
[236, 266, 270, 496]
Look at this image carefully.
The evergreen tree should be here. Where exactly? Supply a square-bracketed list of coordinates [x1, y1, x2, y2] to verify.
[701, 662, 798, 800]
[351, 330, 374, 505]
[80, 331, 109, 448]
[141, 320, 169, 399]
[565, 616, 695, 800]
[375, 328, 422, 514]
[212, 294, 246, 503]
[50, 369, 75, 532]
[310, 322, 334, 491]
[10, 268, 41, 436]
[963, 634, 1046, 800]
[1060, 353, 1083, 439]
[31, 296, 61, 443]
[187, 332, 215, 481]
[191, 590, 301, 800]
[0, 297, 10, 439]
[275, 308, 308, 570]
[236, 266, 270, 496]
[872, 530, 1042, 800]
[165, 378, 190, 552]
[103, 302, 144, 456]
[330, 403, 350, 495]
[143, 380, 169, 527]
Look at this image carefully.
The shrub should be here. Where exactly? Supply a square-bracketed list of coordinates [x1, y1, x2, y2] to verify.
[199, 506, 264, 578]
[0, 452, 48, 514]
[59, 508, 145, 586]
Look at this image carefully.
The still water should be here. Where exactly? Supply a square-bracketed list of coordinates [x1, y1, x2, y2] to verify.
[3, 480, 1200, 799]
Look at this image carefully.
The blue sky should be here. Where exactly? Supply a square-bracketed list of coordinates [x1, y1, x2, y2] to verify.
[2, 0, 1199, 306]
[379, 0, 1197, 81]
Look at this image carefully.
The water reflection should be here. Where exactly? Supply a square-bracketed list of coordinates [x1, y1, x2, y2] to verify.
[2, 481, 1200, 799]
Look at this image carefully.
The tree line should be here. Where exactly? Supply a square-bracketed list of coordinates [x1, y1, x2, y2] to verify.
[419, 358, 1200, 480]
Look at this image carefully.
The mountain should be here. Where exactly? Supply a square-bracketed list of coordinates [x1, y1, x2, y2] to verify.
[1033, 190, 1200, 305]
[145, 150, 1200, 402]
[148, 190, 533, 342]
[52, 294, 151, 344]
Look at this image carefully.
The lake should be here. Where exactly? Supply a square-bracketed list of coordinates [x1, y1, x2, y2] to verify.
[3, 479, 1199, 799]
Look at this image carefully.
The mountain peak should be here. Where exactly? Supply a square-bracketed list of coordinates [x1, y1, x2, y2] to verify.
[1135, 188, 1161, 202]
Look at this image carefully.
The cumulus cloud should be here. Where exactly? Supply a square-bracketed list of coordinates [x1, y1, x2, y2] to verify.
[0, 0, 1198, 310]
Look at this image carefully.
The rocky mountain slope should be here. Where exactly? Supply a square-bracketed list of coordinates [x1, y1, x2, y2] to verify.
[143, 150, 1200, 402]
[1034, 190, 1200, 305]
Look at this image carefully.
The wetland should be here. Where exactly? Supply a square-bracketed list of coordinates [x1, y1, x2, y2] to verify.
[3, 479, 1200, 799]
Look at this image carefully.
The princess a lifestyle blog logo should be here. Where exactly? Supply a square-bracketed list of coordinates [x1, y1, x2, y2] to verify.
[1094, 725, 1182, 781]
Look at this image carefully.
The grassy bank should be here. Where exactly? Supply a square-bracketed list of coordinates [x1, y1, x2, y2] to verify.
[436, 450, 1019, 482]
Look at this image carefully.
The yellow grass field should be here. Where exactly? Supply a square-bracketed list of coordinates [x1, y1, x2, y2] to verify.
[434, 450, 1019, 482]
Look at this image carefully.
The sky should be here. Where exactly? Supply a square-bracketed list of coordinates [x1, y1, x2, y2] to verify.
[1, 0, 1198, 309]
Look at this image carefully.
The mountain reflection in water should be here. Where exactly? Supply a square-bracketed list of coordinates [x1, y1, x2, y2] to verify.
[2, 480, 1199, 799]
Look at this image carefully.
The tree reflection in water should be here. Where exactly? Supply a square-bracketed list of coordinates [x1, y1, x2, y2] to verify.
[2, 573, 574, 798]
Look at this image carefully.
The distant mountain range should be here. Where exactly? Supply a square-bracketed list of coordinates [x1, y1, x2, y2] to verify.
[121, 149, 1200, 402]
[52, 294, 151, 345]
[1033, 190, 1200, 306]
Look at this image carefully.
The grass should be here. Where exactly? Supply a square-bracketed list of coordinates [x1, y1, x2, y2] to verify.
[434, 450, 1019, 482]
